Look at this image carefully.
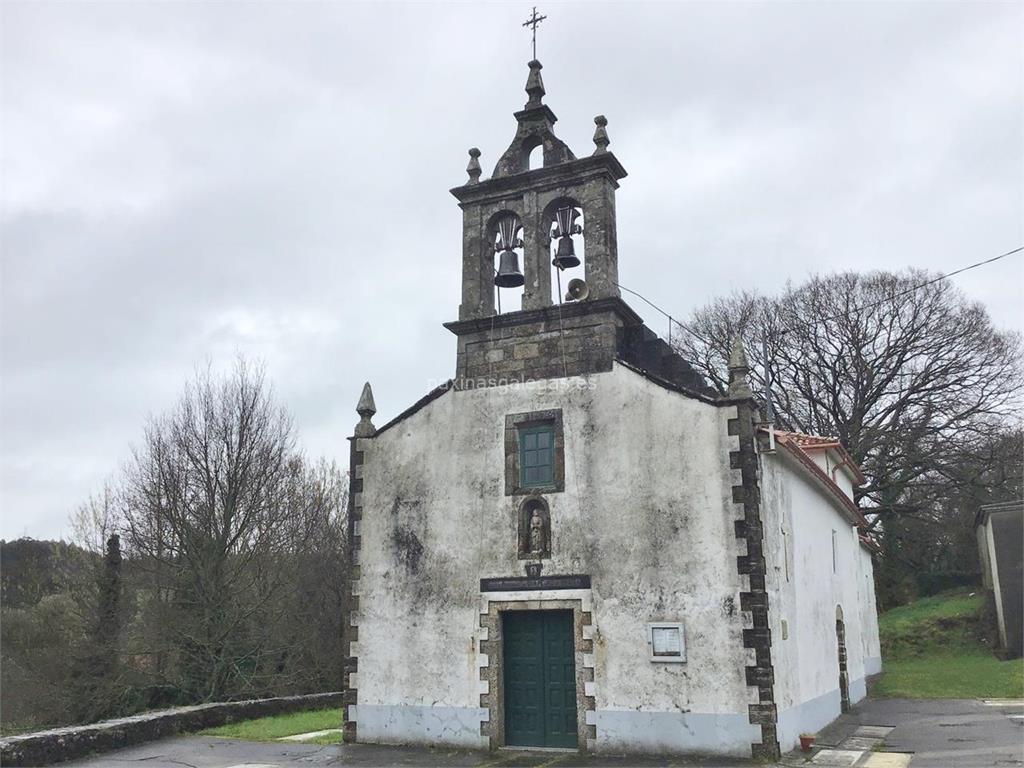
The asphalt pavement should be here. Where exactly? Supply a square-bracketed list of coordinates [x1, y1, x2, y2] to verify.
[838, 698, 1023, 768]
[56, 698, 1024, 768]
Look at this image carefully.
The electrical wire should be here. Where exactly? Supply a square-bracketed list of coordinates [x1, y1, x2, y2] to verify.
[617, 245, 1023, 343]
[617, 283, 682, 333]
[775, 246, 1023, 336]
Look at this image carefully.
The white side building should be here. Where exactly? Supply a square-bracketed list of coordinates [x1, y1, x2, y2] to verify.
[760, 431, 882, 748]
[341, 60, 880, 760]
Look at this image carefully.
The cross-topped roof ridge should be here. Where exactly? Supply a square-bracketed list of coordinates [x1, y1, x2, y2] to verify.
[522, 6, 547, 61]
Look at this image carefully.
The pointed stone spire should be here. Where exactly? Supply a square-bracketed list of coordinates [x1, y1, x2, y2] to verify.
[727, 337, 753, 399]
[466, 148, 481, 184]
[489, 59, 576, 178]
[592, 115, 610, 154]
[354, 382, 377, 437]
[525, 59, 545, 108]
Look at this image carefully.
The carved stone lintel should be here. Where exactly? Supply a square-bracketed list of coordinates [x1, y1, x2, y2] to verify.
[481, 574, 590, 592]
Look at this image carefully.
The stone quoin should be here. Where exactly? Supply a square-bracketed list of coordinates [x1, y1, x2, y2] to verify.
[342, 58, 881, 758]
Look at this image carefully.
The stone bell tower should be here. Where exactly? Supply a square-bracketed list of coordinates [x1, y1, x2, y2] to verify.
[445, 60, 636, 387]
[452, 59, 626, 320]
[445, 60, 712, 396]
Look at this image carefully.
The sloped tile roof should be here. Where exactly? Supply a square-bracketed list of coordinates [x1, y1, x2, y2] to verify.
[780, 432, 841, 449]
[771, 429, 867, 485]
[764, 428, 868, 528]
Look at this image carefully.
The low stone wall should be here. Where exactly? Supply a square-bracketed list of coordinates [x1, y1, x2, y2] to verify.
[0, 691, 343, 767]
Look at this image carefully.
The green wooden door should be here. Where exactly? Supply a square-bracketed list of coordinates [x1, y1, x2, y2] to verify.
[503, 610, 577, 748]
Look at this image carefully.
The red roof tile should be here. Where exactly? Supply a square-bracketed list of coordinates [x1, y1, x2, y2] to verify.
[762, 427, 869, 528]
[777, 431, 841, 449]
[770, 430, 867, 485]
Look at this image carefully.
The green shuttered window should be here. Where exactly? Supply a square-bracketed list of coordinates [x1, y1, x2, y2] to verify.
[519, 425, 555, 487]
[505, 409, 563, 496]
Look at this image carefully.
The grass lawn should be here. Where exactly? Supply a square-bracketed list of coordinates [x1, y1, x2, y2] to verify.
[874, 653, 1024, 699]
[879, 593, 986, 634]
[201, 707, 343, 745]
[875, 589, 1024, 699]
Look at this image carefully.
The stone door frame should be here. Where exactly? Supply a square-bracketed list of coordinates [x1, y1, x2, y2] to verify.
[478, 592, 596, 751]
[836, 605, 850, 713]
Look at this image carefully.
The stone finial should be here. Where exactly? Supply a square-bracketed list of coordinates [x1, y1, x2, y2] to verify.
[354, 382, 377, 437]
[592, 115, 610, 154]
[466, 148, 482, 184]
[727, 337, 753, 399]
[728, 336, 749, 370]
[525, 59, 545, 108]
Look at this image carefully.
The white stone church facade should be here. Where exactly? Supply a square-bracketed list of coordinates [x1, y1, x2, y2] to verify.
[341, 61, 880, 760]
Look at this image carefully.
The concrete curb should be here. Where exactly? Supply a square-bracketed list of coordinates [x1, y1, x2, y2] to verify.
[0, 691, 343, 767]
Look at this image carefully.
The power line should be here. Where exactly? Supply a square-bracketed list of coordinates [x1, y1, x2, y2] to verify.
[616, 284, 683, 332]
[617, 282, 709, 346]
[776, 246, 1023, 336]
[618, 245, 1023, 343]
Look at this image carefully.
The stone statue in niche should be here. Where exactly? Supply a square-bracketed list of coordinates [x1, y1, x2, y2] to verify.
[529, 510, 546, 554]
[518, 498, 551, 559]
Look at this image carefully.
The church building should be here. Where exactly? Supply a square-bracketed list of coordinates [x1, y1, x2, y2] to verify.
[342, 58, 881, 759]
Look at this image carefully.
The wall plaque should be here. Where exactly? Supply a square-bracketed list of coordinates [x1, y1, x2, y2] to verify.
[647, 621, 686, 662]
[480, 574, 591, 592]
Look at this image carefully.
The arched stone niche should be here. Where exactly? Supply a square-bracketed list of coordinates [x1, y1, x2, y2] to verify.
[518, 496, 551, 560]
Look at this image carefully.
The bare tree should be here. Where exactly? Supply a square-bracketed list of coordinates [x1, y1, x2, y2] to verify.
[69, 534, 124, 722]
[874, 425, 1023, 607]
[116, 358, 313, 700]
[71, 484, 118, 555]
[267, 458, 349, 691]
[673, 270, 1023, 524]
[3, 358, 349, 731]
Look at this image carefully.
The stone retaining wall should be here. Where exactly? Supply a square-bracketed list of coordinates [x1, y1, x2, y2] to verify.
[0, 691, 343, 766]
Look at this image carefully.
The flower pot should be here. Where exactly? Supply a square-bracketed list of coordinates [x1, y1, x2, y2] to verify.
[799, 734, 815, 752]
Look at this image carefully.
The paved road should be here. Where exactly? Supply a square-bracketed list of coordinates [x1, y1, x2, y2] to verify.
[823, 698, 1024, 768]
[58, 699, 1024, 768]
[58, 737, 749, 768]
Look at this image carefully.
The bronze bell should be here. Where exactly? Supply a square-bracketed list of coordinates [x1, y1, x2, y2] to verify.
[552, 236, 580, 270]
[495, 250, 525, 288]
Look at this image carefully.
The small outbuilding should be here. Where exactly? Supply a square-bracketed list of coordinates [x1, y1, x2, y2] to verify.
[976, 501, 1023, 658]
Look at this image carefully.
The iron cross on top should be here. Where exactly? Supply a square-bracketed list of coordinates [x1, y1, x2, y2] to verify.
[522, 6, 547, 60]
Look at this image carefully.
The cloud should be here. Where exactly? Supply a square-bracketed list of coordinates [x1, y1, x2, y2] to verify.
[1, 1, 1021, 539]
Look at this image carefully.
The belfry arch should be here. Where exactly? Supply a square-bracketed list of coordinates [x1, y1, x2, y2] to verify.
[451, 61, 625, 323]
[544, 196, 586, 304]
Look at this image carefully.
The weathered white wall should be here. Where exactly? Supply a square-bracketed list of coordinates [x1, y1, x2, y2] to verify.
[354, 362, 755, 755]
[856, 544, 883, 681]
[832, 462, 856, 500]
[760, 453, 881, 751]
[354, 362, 880, 755]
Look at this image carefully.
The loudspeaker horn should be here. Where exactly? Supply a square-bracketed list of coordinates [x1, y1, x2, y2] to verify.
[564, 278, 589, 302]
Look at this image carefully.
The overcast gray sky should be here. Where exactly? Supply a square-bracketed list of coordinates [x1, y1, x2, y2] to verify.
[2, 1, 1021, 541]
